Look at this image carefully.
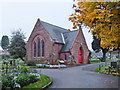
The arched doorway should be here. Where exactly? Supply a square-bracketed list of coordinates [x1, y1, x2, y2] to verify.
[78, 47, 82, 64]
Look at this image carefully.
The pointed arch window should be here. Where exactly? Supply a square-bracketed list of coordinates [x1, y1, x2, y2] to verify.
[37, 38, 40, 57]
[41, 40, 44, 57]
[34, 42, 36, 58]
[64, 54, 67, 60]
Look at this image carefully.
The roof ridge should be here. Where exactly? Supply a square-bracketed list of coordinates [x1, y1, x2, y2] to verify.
[63, 30, 78, 34]
[41, 20, 68, 31]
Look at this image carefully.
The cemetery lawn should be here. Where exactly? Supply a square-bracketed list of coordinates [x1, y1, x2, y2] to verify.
[95, 65, 120, 77]
[23, 74, 52, 89]
[91, 58, 118, 64]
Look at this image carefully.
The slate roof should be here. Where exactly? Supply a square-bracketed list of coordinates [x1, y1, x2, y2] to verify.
[41, 21, 69, 43]
[61, 30, 78, 52]
[40, 20, 78, 52]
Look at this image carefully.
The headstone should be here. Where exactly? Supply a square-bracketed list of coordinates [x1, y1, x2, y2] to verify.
[14, 60, 15, 66]
[111, 62, 117, 68]
[99, 65, 101, 70]
[10, 61, 12, 66]
[118, 60, 120, 66]
[108, 67, 111, 73]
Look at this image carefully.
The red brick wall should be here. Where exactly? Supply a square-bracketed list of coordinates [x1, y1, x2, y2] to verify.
[60, 53, 70, 65]
[26, 20, 54, 62]
[70, 30, 89, 64]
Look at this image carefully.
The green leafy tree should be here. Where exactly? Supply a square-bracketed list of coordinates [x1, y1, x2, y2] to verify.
[8, 29, 26, 61]
[1, 35, 9, 50]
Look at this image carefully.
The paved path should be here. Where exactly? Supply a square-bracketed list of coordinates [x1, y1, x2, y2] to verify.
[36, 62, 119, 88]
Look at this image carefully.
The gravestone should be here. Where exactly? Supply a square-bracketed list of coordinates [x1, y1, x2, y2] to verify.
[111, 62, 117, 68]
[10, 60, 12, 66]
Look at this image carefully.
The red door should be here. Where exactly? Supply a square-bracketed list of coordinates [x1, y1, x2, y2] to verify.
[79, 48, 82, 64]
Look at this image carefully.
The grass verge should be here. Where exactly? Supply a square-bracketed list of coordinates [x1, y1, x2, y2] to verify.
[23, 74, 52, 89]
[95, 65, 120, 77]
[91, 58, 118, 64]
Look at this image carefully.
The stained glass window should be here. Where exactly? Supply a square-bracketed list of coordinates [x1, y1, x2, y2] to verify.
[37, 38, 40, 57]
[34, 42, 36, 58]
[41, 40, 44, 57]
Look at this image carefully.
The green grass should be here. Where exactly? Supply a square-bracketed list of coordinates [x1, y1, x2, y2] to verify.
[95, 65, 120, 77]
[91, 58, 100, 63]
[95, 65, 111, 72]
[22, 65, 40, 68]
[23, 74, 51, 89]
[91, 58, 118, 64]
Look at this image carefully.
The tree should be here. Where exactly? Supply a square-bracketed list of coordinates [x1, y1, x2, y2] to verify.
[1, 35, 9, 50]
[92, 35, 109, 61]
[92, 36, 101, 53]
[69, 1, 120, 50]
[8, 29, 26, 61]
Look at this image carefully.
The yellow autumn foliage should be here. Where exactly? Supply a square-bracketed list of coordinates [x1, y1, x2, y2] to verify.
[69, 1, 120, 50]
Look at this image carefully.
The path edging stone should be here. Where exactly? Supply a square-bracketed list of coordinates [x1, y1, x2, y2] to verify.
[41, 78, 53, 89]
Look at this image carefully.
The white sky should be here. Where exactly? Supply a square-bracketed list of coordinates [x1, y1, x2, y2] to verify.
[0, 0, 93, 50]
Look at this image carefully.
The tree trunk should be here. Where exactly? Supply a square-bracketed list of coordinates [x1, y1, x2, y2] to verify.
[101, 48, 108, 62]
[110, 51, 112, 59]
[103, 52, 107, 62]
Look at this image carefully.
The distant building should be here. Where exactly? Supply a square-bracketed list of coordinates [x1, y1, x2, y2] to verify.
[0, 46, 9, 55]
[0, 50, 9, 55]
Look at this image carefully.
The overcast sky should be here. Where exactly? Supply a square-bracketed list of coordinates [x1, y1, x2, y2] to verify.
[0, 0, 93, 50]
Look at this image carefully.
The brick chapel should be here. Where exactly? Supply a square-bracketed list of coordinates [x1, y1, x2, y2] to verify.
[26, 19, 90, 65]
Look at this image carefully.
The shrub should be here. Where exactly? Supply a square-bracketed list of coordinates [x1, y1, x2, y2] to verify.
[44, 60, 48, 64]
[56, 60, 60, 65]
[2, 75, 15, 89]
[16, 74, 30, 87]
[27, 60, 36, 66]
[16, 74, 37, 87]
[2, 55, 10, 59]
[29, 75, 37, 83]
[23, 67, 29, 73]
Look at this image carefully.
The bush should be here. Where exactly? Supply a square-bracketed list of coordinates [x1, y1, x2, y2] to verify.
[55, 60, 60, 65]
[27, 60, 36, 66]
[44, 60, 48, 64]
[16, 74, 29, 87]
[23, 67, 29, 73]
[29, 75, 37, 83]
[2, 55, 10, 59]
[16, 74, 37, 87]
[2, 75, 15, 89]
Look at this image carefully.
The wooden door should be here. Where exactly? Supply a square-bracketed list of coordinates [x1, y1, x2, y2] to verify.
[79, 48, 82, 64]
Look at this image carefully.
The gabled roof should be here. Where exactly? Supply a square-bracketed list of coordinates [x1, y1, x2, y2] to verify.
[41, 20, 69, 43]
[40, 20, 78, 52]
[61, 30, 78, 52]
[28, 19, 79, 52]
